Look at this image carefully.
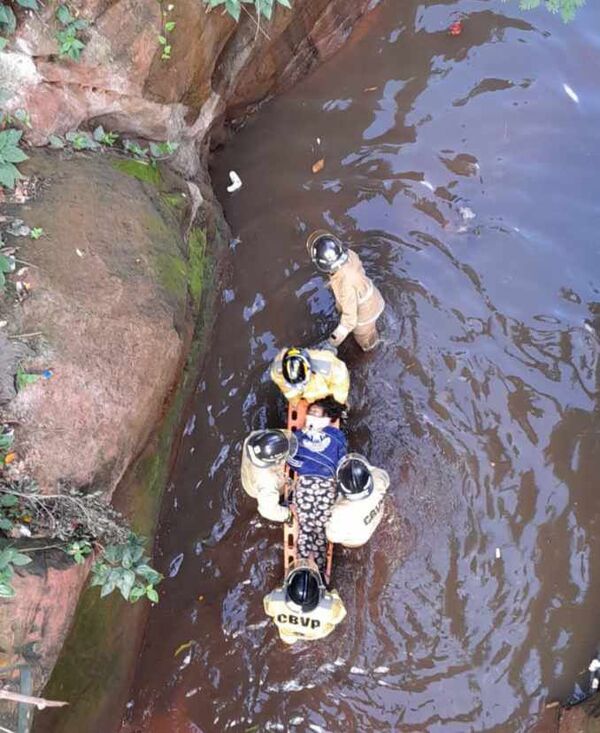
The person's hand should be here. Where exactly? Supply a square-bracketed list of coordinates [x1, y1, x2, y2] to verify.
[286, 505, 298, 526]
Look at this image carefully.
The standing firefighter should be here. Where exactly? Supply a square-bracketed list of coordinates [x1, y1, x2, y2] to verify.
[326, 454, 390, 548]
[241, 430, 297, 523]
[264, 559, 347, 644]
[270, 346, 350, 406]
[307, 230, 385, 352]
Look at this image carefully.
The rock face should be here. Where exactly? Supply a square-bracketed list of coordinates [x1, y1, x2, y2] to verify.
[6, 151, 190, 492]
[3, 0, 377, 159]
[0, 151, 195, 722]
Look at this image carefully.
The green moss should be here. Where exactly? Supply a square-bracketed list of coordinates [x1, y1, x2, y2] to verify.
[187, 228, 206, 308]
[152, 252, 187, 300]
[112, 159, 161, 185]
[161, 191, 187, 212]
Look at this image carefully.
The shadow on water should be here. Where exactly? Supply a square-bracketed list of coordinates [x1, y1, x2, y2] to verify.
[119, 0, 600, 731]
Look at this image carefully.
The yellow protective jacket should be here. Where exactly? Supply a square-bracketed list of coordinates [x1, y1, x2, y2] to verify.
[263, 587, 347, 644]
[329, 250, 385, 345]
[326, 467, 389, 547]
[270, 348, 350, 405]
[240, 434, 290, 523]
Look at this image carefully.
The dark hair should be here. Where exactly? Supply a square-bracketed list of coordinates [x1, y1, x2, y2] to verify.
[311, 396, 345, 422]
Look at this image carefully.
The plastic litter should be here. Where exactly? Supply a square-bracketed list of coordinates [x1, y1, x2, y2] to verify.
[448, 21, 463, 36]
[495, 547, 501, 559]
[227, 171, 243, 193]
[563, 83, 579, 104]
[312, 158, 325, 174]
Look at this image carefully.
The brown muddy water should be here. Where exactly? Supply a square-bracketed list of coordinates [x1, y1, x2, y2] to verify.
[121, 1, 600, 731]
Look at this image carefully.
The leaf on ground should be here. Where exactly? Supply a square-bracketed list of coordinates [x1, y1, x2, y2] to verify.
[312, 158, 325, 174]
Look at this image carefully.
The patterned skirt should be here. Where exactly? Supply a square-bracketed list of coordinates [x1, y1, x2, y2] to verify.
[295, 475, 337, 572]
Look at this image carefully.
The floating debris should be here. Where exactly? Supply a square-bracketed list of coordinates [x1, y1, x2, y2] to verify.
[448, 21, 463, 36]
[174, 641, 194, 658]
[183, 414, 196, 436]
[312, 158, 325, 174]
[374, 666, 390, 674]
[563, 83, 579, 104]
[168, 552, 184, 577]
[495, 547, 501, 559]
[227, 170, 243, 193]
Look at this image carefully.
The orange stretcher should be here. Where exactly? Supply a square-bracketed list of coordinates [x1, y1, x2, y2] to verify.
[283, 399, 335, 587]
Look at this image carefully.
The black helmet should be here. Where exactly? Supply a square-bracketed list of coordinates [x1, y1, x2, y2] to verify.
[285, 567, 322, 612]
[282, 347, 311, 387]
[246, 430, 296, 467]
[306, 230, 349, 274]
[337, 454, 374, 500]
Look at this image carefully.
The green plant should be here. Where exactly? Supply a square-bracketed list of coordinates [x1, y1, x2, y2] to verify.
[203, 0, 291, 22]
[15, 365, 40, 392]
[0, 545, 31, 598]
[93, 125, 119, 147]
[30, 227, 44, 239]
[65, 130, 97, 150]
[48, 135, 65, 149]
[0, 252, 15, 291]
[123, 139, 149, 159]
[56, 5, 88, 60]
[511, 0, 585, 21]
[0, 493, 19, 532]
[65, 539, 92, 564]
[149, 141, 179, 158]
[90, 533, 162, 602]
[0, 0, 39, 40]
[0, 128, 28, 189]
[158, 2, 175, 60]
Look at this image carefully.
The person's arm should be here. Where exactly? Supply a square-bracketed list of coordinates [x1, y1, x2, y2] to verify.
[257, 489, 291, 523]
[330, 281, 359, 346]
[372, 467, 390, 495]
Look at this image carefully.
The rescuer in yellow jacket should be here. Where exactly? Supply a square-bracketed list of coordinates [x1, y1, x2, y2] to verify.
[263, 559, 347, 644]
[241, 429, 298, 523]
[326, 454, 390, 548]
[307, 230, 385, 351]
[270, 346, 350, 406]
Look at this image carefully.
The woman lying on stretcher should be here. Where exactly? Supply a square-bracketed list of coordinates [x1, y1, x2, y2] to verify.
[286, 397, 347, 573]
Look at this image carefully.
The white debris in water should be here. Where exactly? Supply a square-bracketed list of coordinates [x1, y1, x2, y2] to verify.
[266, 722, 285, 731]
[180, 651, 192, 669]
[126, 700, 134, 709]
[242, 579, 251, 585]
[459, 206, 476, 220]
[495, 547, 501, 559]
[290, 717, 305, 726]
[584, 321, 595, 334]
[184, 414, 196, 436]
[227, 170, 243, 193]
[316, 137, 321, 145]
[374, 666, 390, 674]
[420, 179, 435, 192]
[334, 657, 346, 667]
[350, 666, 367, 675]
[378, 680, 392, 687]
[309, 725, 326, 733]
[185, 688, 199, 698]
[563, 83, 579, 104]
[169, 552, 184, 577]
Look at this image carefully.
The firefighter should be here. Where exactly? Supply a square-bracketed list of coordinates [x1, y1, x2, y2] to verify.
[263, 559, 347, 644]
[307, 230, 385, 351]
[241, 429, 297, 523]
[326, 454, 390, 547]
[270, 346, 350, 406]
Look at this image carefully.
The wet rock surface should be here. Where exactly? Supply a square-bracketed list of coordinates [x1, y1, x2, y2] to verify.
[3, 0, 378, 157]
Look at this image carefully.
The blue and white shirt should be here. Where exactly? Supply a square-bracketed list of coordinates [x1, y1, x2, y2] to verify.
[287, 426, 347, 479]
